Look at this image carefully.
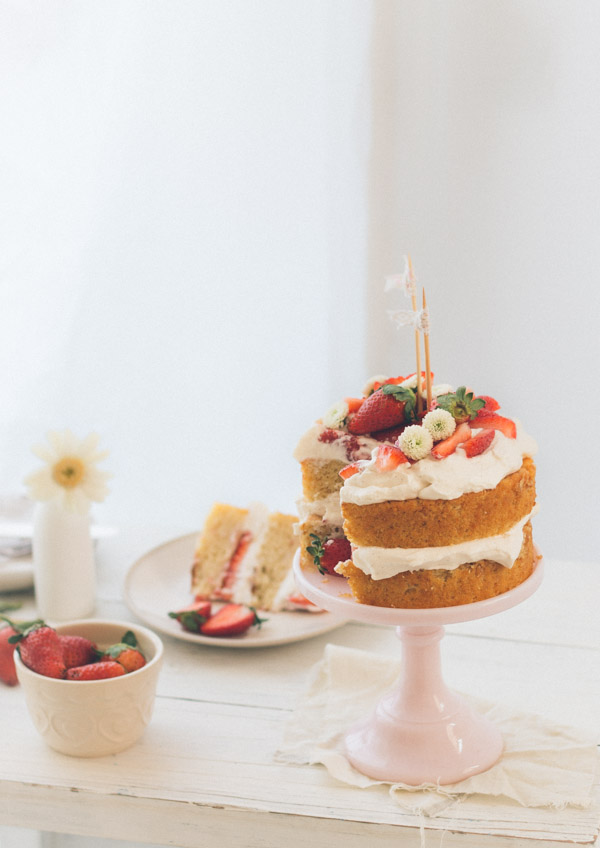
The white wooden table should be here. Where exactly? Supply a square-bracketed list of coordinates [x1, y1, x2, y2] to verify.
[0, 526, 599, 848]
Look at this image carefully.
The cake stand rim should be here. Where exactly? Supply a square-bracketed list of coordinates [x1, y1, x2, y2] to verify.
[292, 547, 544, 627]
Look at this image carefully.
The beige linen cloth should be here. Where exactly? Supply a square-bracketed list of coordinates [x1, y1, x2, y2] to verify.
[276, 644, 599, 818]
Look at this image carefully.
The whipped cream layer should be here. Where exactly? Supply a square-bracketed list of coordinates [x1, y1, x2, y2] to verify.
[293, 423, 381, 464]
[229, 501, 270, 606]
[349, 509, 538, 580]
[341, 423, 537, 505]
[296, 493, 344, 526]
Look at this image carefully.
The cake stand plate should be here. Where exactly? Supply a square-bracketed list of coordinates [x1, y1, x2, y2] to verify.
[292, 551, 543, 786]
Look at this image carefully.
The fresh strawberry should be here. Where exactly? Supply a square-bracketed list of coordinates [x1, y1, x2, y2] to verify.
[477, 395, 500, 412]
[169, 600, 212, 633]
[471, 413, 517, 439]
[199, 604, 265, 638]
[14, 624, 66, 679]
[431, 422, 472, 459]
[436, 386, 485, 424]
[375, 444, 409, 472]
[463, 429, 495, 457]
[339, 462, 362, 479]
[0, 625, 19, 686]
[59, 635, 98, 669]
[66, 661, 126, 680]
[344, 397, 364, 413]
[371, 424, 406, 442]
[306, 534, 352, 575]
[102, 630, 146, 672]
[285, 593, 320, 611]
[348, 390, 406, 435]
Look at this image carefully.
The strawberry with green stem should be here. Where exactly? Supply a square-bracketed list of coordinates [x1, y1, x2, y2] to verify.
[169, 600, 212, 633]
[348, 384, 417, 435]
[199, 604, 266, 638]
[9, 622, 66, 679]
[306, 534, 352, 575]
[102, 630, 146, 672]
[436, 387, 485, 424]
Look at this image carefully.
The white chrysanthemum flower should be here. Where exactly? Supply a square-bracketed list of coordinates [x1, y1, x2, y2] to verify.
[362, 375, 388, 396]
[322, 401, 349, 429]
[25, 430, 111, 514]
[422, 409, 456, 441]
[399, 425, 433, 461]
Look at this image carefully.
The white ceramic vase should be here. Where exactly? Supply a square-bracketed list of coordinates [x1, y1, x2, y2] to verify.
[32, 501, 96, 621]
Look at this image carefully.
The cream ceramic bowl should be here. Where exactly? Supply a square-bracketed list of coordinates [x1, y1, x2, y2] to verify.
[15, 619, 163, 757]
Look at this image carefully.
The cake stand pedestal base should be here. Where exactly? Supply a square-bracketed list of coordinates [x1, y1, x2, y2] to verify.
[292, 550, 543, 787]
[344, 624, 502, 784]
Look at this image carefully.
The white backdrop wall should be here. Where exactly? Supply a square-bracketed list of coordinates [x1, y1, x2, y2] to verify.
[1, 0, 599, 567]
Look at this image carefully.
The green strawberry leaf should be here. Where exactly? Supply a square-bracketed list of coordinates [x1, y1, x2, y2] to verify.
[121, 630, 138, 648]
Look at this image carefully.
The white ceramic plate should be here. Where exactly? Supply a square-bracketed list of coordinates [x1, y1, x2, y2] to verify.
[124, 533, 349, 648]
[0, 557, 34, 592]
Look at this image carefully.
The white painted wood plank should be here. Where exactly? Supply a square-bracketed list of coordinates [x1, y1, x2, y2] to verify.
[1, 531, 599, 847]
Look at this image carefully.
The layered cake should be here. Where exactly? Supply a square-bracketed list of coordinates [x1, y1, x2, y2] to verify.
[295, 375, 538, 608]
[191, 502, 306, 611]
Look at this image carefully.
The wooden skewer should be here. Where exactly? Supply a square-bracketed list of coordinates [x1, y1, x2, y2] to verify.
[407, 255, 422, 415]
[422, 288, 432, 410]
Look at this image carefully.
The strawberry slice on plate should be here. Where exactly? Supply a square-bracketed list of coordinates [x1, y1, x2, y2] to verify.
[200, 604, 266, 638]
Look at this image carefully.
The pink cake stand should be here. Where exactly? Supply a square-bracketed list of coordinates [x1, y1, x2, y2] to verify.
[292, 551, 543, 786]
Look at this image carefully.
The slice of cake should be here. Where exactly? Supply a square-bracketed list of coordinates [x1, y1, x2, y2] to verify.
[296, 375, 539, 608]
[191, 502, 303, 611]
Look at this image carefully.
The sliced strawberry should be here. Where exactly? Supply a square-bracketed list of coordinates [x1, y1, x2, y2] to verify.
[199, 604, 265, 638]
[169, 600, 212, 633]
[463, 429, 495, 458]
[348, 390, 405, 435]
[375, 444, 409, 472]
[471, 413, 517, 439]
[431, 422, 472, 459]
[344, 397, 364, 413]
[339, 462, 362, 479]
[66, 661, 126, 680]
[371, 424, 406, 442]
[285, 593, 320, 611]
[214, 531, 253, 600]
[371, 376, 404, 394]
[477, 395, 501, 412]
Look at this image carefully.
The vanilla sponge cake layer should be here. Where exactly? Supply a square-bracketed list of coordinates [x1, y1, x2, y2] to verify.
[252, 513, 299, 610]
[336, 522, 536, 608]
[342, 457, 536, 549]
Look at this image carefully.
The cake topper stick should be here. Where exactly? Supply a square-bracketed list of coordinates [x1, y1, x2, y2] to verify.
[407, 255, 423, 415]
[422, 288, 432, 410]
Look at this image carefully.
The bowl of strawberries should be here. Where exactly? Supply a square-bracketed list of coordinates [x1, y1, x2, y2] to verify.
[12, 618, 163, 757]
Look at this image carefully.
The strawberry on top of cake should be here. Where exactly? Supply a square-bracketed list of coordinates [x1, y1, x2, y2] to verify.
[295, 373, 538, 608]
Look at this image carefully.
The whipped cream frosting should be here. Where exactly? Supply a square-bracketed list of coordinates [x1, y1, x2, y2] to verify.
[293, 424, 381, 464]
[347, 508, 538, 580]
[340, 423, 537, 505]
[296, 493, 344, 526]
[229, 501, 270, 606]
